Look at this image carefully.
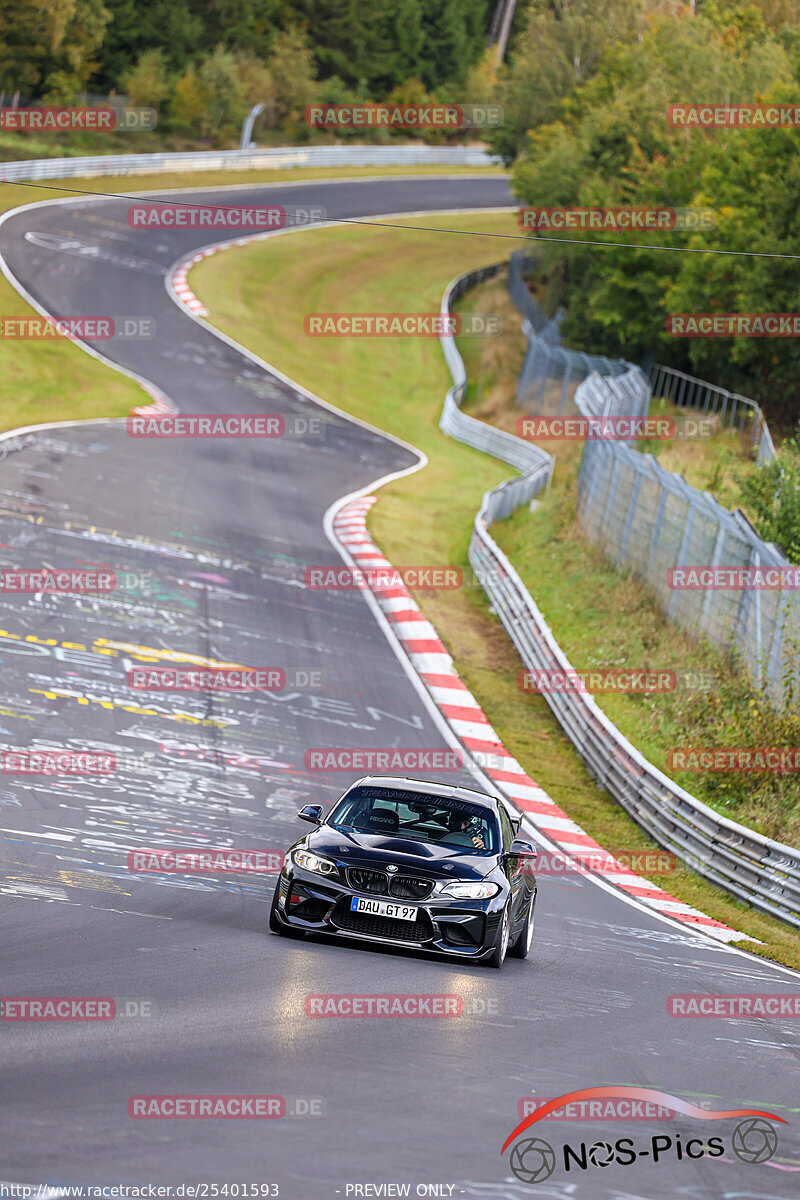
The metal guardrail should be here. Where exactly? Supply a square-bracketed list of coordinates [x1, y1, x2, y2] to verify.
[509, 252, 630, 416]
[0, 145, 502, 183]
[441, 261, 800, 928]
[439, 264, 554, 512]
[650, 362, 776, 465]
[509, 252, 777, 466]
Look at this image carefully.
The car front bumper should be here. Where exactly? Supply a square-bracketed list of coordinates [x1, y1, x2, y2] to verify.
[272, 867, 508, 960]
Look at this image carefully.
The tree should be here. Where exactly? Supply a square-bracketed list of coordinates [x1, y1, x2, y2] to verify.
[0, 0, 110, 97]
[489, 0, 644, 163]
[419, 0, 489, 90]
[188, 0, 280, 58]
[95, 0, 203, 88]
[509, 6, 799, 408]
[170, 66, 211, 134]
[121, 49, 171, 110]
[266, 27, 318, 137]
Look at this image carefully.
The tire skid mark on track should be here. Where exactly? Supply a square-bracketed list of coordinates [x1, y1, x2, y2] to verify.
[330, 497, 748, 944]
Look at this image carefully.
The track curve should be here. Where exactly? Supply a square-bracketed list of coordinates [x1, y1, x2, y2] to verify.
[0, 175, 798, 1199]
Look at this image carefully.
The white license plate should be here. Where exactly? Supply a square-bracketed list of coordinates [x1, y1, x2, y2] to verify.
[351, 896, 418, 921]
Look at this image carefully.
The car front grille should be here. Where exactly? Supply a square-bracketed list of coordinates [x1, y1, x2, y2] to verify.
[347, 867, 387, 894]
[389, 876, 434, 900]
[333, 904, 433, 943]
[346, 867, 435, 901]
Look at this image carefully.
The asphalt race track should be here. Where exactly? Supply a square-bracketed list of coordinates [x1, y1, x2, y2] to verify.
[0, 175, 798, 1199]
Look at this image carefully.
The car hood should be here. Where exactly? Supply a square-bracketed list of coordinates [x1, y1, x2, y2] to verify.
[298, 825, 495, 882]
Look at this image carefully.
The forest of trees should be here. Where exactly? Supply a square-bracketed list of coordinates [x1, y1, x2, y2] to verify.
[489, 0, 800, 425]
[0, 0, 494, 139]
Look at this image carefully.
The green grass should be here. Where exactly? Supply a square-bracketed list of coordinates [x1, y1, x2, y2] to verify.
[191, 213, 800, 970]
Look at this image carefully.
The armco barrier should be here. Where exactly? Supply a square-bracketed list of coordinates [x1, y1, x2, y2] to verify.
[0, 145, 501, 183]
[441, 262, 800, 928]
[439, 264, 554, 513]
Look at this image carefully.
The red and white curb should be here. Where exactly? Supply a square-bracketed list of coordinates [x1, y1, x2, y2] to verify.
[131, 384, 177, 418]
[332, 496, 748, 944]
[169, 240, 255, 317]
[171, 258, 210, 316]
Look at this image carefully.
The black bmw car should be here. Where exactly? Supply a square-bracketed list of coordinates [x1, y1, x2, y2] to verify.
[269, 775, 537, 968]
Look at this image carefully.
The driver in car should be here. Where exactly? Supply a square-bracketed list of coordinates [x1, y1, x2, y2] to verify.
[448, 810, 485, 850]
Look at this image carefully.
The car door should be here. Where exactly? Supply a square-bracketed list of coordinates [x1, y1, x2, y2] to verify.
[498, 806, 524, 925]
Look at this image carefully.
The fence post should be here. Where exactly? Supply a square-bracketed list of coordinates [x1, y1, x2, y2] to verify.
[733, 545, 762, 684]
[618, 463, 644, 563]
[666, 488, 697, 620]
[699, 520, 727, 634]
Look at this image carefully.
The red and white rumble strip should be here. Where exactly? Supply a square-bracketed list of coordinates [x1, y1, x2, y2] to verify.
[168, 241, 254, 317]
[331, 496, 745, 944]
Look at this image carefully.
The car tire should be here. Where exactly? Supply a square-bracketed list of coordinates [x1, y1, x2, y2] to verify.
[269, 883, 307, 939]
[509, 893, 535, 960]
[268, 885, 286, 936]
[487, 904, 511, 969]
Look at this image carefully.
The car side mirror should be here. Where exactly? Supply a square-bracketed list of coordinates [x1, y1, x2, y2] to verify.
[298, 804, 323, 824]
[507, 839, 536, 860]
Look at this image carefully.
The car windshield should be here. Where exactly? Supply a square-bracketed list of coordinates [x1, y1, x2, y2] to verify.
[327, 786, 498, 854]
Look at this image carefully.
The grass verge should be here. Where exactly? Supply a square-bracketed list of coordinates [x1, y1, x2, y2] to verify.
[191, 213, 800, 970]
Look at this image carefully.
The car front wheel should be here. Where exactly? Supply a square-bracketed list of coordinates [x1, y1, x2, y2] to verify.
[487, 904, 511, 969]
[509, 893, 535, 960]
[269, 885, 285, 935]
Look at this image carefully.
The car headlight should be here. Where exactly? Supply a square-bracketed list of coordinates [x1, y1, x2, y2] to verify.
[436, 880, 501, 899]
[291, 849, 338, 876]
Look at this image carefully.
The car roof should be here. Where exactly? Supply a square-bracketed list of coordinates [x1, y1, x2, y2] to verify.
[346, 775, 502, 812]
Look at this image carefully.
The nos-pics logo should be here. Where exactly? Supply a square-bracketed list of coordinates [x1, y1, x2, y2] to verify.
[502, 1086, 783, 1185]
